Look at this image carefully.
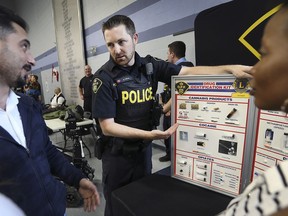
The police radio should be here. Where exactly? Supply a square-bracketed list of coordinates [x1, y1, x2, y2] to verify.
[151, 93, 163, 128]
[145, 62, 153, 77]
[145, 62, 163, 128]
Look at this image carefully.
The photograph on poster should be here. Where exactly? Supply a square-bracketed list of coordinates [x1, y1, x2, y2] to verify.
[264, 128, 274, 145]
[284, 133, 288, 150]
[226, 108, 237, 119]
[179, 131, 189, 141]
[218, 140, 238, 156]
[197, 141, 205, 147]
[178, 111, 189, 119]
[258, 119, 288, 154]
[191, 104, 199, 110]
[179, 103, 187, 109]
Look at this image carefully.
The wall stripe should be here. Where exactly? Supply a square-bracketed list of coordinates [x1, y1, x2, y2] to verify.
[84, 0, 160, 36]
[86, 14, 197, 58]
[32, 0, 227, 73]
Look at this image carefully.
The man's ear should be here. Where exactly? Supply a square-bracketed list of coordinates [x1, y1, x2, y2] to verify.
[133, 33, 138, 44]
[171, 51, 175, 59]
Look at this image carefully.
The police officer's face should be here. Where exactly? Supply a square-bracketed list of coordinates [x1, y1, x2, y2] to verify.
[250, 8, 288, 111]
[85, 65, 92, 76]
[104, 24, 138, 67]
[0, 22, 35, 88]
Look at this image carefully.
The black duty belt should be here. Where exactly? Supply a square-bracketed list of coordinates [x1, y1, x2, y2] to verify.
[107, 137, 151, 157]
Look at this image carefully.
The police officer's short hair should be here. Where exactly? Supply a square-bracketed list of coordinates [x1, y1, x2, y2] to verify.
[102, 15, 136, 38]
[0, 6, 29, 39]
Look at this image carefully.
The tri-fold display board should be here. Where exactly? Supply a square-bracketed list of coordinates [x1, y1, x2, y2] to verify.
[171, 75, 257, 197]
[252, 110, 288, 180]
[171, 75, 288, 197]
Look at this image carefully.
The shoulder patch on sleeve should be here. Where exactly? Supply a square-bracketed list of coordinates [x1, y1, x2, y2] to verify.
[92, 78, 102, 94]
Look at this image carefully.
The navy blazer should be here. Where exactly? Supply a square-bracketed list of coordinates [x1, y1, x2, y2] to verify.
[0, 93, 85, 215]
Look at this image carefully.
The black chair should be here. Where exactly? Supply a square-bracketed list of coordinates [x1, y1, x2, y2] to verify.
[63, 120, 95, 208]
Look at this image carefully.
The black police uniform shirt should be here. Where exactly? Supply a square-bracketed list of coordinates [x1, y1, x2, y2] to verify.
[92, 52, 181, 131]
[79, 74, 94, 98]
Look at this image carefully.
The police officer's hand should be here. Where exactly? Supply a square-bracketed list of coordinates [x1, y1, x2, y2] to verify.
[180, 64, 253, 79]
[151, 123, 179, 140]
[78, 178, 100, 212]
[229, 65, 253, 79]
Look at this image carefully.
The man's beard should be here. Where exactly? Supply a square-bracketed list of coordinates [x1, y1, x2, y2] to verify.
[14, 75, 26, 89]
[9, 64, 32, 88]
[0, 52, 32, 87]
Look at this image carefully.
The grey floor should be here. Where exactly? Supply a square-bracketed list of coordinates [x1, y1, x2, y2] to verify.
[49, 131, 170, 216]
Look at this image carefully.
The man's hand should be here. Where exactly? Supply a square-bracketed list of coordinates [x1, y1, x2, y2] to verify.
[150, 123, 179, 140]
[78, 178, 100, 212]
[180, 64, 253, 78]
[228, 65, 253, 79]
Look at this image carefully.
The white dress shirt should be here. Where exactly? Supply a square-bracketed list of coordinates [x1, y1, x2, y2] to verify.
[0, 90, 26, 148]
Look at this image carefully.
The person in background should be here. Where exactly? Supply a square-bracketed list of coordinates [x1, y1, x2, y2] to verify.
[167, 41, 194, 67]
[23, 73, 31, 93]
[25, 74, 41, 102]
[159, 41, 195, 162]
[13, 74, 29, 93]
[218, 2, 288, 215]
[92, 14, 251, 216]
[0, 6, 100, 215]
[79, 64, 94, 113]
[50, 87, 65, 108]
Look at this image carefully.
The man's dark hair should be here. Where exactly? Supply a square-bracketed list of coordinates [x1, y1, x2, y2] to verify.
[168, 41, 186, 58]
[0, 6, 28, 39]
[102, 15, 136, 37]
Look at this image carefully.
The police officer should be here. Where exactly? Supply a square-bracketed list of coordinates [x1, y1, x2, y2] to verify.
[79, 64, 94, 113]
[92, 14, 252, 216]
